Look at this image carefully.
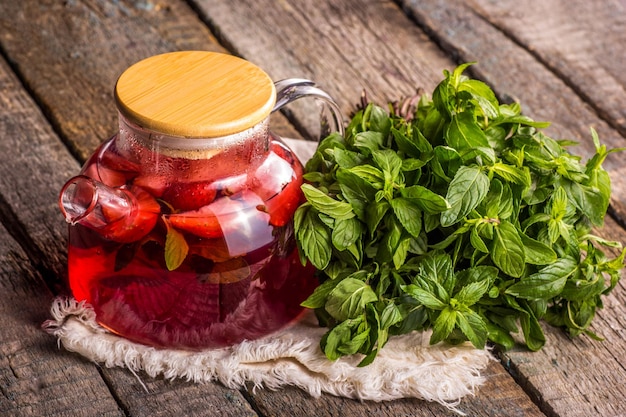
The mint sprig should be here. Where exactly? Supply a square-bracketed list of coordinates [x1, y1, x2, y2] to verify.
[295, 63, 625, 365]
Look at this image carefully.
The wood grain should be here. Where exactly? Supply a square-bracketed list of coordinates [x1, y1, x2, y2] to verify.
[193, 0, 453, 129]
[247, 360, 545, 417]
[0, 55, 81, 288]
[0, 221, 122, 415]
[0, 0, 227, 162]
[466, 0, 626, 137]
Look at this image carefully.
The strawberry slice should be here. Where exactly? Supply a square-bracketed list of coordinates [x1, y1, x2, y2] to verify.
[251, 141, 304, 227]
[259, 175, 304, 227]
[162, 180, 218, 211]
[249, 150, 298, 200]
[167, 191, 273, 255]
[132, 174, 169, 198]
[100, 186, 161, 243]
[82, 139, 140, 187]
[166, 204, 225, 239]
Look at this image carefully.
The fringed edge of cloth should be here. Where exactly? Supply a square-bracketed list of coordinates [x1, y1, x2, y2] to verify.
[43, 297, 495, 414]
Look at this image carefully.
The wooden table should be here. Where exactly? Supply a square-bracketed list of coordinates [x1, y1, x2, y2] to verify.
[1, 1, 625, 416]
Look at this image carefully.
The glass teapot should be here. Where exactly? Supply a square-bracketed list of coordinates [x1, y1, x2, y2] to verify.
[58, 51, 343, 350]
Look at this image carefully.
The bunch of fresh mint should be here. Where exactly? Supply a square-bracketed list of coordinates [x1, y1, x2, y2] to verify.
[294, 63, 625, 365]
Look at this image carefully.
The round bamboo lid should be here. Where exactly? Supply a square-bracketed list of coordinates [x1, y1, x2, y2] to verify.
[114, 51, 276, 138]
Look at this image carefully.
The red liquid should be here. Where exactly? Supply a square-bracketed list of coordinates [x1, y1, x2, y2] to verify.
[67, 135, 317, 349]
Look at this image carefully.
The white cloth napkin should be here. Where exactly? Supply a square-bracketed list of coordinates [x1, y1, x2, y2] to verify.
[44, 297, 493, 413]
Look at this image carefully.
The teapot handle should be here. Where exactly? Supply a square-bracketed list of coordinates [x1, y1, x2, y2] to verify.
[272, 79, 345, 139]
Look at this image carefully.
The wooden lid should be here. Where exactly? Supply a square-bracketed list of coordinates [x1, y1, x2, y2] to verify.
[114, 51, 276, 138]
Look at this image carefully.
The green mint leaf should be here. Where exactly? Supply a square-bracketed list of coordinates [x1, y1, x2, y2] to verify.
[491, 220, 525, 278]
[402, 158, 428, 172]
[337, 168, 376, 202]
[563, 180, 608, 226]
[456, 309, 488, 348]
[325, 277, 378, 321]
[550, 186, 568, 220]
[392, 126, 421, 158]
[485, 322, 516, 350]
[301, 183, 355, 220]
[338, 322, 371, 356]
[354, 131, 384, 156]
[392, 237, 411, 270]
[445, 111, 490, 153]
[380, 301, 403, 329]
[366, 104, 392, 136]
[506, 257, 577, 299]
[449, 62, 475, 88]
[520, 305, 546, 351]
[322, 316, 368, 360]
[377, 216, 405, 267]
[295, 206, 332, 270]
[349, 165, 385, 189]
[519, 231, 557, 265]
[400, 185, 450, 214]
[491, 162, 531, 187]
[305, 132, 345, 172]
[431, 146, 461, 182]
[430, 307, 457, 344]
[412, 124, 435, 153]
[332, 217, 363, 251]
[496, 182, 515, 220]
[470, 226, 489, 253]
[390, 197, 423, 238]
[493, 114, 551, 129]
[432, 77, 454, 118]
[302, 172, 326, 183]
[458, 79, 499, 119]
[365, 200, 390, 236]
[403, 285, 447, 310]
[165, 223, 189, 271]
[561, 273, 605, 302]
[333, 148, 364, 169]
[419, 252, 456, 297]
[441, 165, 490, 227]
[372, 149, 403, 180]
[455, 266, 498, 291]
[301, 278, 341, 309]
[336, 168, 377, 220]
[455, 278, 490, 307]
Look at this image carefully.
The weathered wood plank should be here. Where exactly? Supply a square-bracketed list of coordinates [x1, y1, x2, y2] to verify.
[466, 0, 626, 138]
[98, 368, 257, 417]
[194, 0, 453, 116]
[0, 0, 225, 162]
[0, 55, 79, 284]
[247, 360, 545, 417]
[0, 1, 260, 415]
[0, 158, 122, 415]
[399, 0, 626, 226]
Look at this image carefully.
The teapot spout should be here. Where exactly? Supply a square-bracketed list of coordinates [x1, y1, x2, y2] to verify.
[59, 175, 129, 226]
[59, 175, 160, 243]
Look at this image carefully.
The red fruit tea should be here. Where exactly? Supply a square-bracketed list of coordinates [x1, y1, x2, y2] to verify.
[66, 134, 317, 349]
